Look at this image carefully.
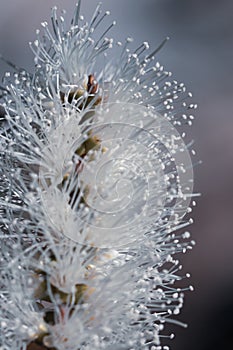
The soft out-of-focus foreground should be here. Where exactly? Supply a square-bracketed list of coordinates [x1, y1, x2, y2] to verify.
[0, 0, 232, 349]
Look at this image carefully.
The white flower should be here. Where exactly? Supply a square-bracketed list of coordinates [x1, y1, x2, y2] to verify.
[0, 2, 197, 350]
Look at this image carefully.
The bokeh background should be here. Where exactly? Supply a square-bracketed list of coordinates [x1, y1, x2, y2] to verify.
[0, 0, 233, 349]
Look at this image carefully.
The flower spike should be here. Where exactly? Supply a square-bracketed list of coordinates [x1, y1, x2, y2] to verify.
[0, 3, 197, 350]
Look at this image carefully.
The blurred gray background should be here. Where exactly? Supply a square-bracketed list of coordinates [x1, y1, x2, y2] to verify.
[0, 0, 233, 349]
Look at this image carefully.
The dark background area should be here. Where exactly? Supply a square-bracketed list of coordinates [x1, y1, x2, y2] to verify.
[1, 0, 233, 349]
